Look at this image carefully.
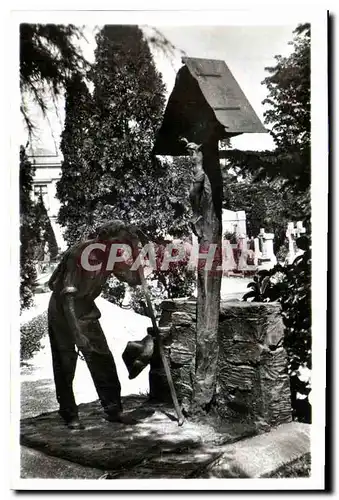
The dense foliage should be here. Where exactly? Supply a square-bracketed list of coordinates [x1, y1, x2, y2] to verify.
[20, 311, 48, 361]
[57, 25, 195, 308]
[221, 24, 311, 259]
[20, 23, 87, 134]
[222, 168, 310, 249]
[56, 73, 96, 243]
[237, 24, 312, 423]
[58, 27, 193, 242]
[225, 24, 310, 194]
[19, 24, 181, 138]
[20, 146, 38, 310]
[20, 147, 59, 310]
[88, 25, 184, 238]
[243, 235, 311, 422]
[33, 196, 59, 262]
[101, 277, 126, 307]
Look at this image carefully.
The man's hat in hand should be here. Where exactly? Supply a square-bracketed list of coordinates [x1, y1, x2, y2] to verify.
[122, 334, 154, 379]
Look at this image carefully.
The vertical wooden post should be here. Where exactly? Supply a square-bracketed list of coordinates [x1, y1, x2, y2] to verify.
[192, 138, 223, 409]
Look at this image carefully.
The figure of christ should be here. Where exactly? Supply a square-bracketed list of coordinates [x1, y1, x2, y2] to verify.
[180, 138, 205, 239]
[47, 220, 145, 429]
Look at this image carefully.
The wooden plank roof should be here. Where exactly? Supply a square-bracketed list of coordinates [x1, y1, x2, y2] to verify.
[154, 57, 266, 156]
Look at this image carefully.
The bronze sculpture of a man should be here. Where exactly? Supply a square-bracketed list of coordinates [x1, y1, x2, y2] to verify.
[47, 220, 145, 429]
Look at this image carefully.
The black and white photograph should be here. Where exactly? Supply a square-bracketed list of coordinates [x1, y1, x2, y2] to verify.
[6, 6, 328, 491]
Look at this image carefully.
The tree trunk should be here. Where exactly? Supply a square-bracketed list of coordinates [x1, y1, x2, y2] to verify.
[192, 140, 223, 408]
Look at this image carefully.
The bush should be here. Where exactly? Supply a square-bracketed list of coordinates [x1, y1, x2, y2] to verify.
[268, 453, 311, 478]
[123, 240, 196, 317]
[20, 146, 38, 311]
[152, 241, 196, 300]
[20, 311, 48, 361]
[128, 280, 168, 319]
[243, 235, 311, 422]
[154, 267, 196, 300]
[102, 277, 126, 306]
[224, 231, 238, 244]
[276, 241, 289, 263]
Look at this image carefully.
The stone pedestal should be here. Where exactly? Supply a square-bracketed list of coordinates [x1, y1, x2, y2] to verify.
[258, 230, 277, 270]
[216, 301, 292, 427]
[237, 235, 248, 270]
[253, 237, 260, 266]
[149, 299, 292, 428]
[222, 209, 247, 237]
[222, 239, 236, 273]
[149, 299, 197, 403]
[262, 233, 276, 264]
[286, 221, 307, 264]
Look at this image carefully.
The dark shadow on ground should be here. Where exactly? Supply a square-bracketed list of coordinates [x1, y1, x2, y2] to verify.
[20, 395, 254, 478]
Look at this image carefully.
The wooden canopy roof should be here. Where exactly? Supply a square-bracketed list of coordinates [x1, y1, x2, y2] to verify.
[153, 57, 266, 156]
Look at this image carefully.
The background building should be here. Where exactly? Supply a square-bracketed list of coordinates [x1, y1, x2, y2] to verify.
[27, 147, 67, 253]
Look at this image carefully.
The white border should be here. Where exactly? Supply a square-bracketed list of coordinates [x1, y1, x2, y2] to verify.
[6, 6, 328, 492]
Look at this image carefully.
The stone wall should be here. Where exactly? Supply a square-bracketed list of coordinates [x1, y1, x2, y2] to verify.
[149, 298, 292, 427]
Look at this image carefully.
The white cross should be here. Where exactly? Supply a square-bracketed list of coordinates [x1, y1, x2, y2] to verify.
[286, 221, 306, 239]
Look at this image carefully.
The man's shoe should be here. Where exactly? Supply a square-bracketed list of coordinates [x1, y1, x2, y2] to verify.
[103, 411, 139, 425]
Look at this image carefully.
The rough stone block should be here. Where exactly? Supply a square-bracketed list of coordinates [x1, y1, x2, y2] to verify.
[149, 305, 196, 403]
[159, 299, 197, 326]
[150, 299, 292, 429]
[216, 301, 292, 427]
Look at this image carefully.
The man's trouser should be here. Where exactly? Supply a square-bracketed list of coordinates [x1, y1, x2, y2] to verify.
[48, 293, 122, 422]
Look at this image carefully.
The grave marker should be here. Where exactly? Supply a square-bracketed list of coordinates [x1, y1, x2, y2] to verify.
[154, 57, 266, 411]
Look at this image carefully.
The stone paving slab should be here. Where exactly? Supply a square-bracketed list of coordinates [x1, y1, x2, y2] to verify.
[20, 396, 253, 478]
[202, 422, 310, 478]
[20, 396, 310, 479]
[21, 447, 104, 479]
